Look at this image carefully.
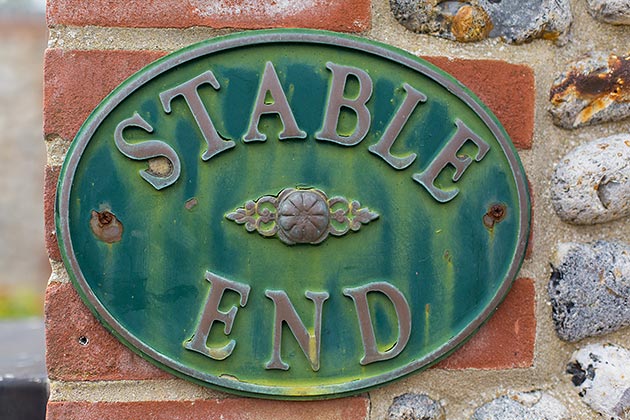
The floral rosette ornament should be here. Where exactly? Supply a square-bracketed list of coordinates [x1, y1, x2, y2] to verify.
[226, 188, 379, 245]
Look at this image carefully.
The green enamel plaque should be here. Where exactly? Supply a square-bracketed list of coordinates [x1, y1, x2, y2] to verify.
[56, 30, 530, 399]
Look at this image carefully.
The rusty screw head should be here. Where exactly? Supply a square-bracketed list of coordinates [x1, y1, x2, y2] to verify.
[483, 203, 507, 229]
[489, 204, 506, 221]
[90, 210, 123, 243]
[97, 210, 114, 226]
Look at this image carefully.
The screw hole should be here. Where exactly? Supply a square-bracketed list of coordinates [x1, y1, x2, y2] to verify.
[78, 336, 89, 346]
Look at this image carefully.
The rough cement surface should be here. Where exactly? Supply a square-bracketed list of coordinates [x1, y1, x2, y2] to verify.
[567, 343, 630, 418]
[551, 133, 630, 224]
[47, 263, 69, 285]
[45, 135, 70, 167]
[549, 52, 630, 129]
[45, 0, 630, 419]
[587, 0, 630, 25]
[48, 379, 227, 402]
[549, 241, 630, 342]
[389, 0, 572, 44]
[471, 391, 569, 420]
[386, 393, 445, 420]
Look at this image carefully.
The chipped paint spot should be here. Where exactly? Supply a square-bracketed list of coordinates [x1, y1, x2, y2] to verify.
[147, 156, 174, 178]
[185, 198, 198, 210]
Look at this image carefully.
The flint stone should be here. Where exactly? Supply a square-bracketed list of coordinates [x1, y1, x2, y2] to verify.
[389, 0, 572, 44]
[587, 0, 630, 25]
[549, 241, 630, 342]
[567, 343, 630, 419]
[551, 133, 630, 225]
[471, 391, 569, 420]
[549, 52, 630, 129]
[387, 393, 445, 420]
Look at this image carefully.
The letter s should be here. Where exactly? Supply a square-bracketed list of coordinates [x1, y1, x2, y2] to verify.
[114, 112, 181, 190]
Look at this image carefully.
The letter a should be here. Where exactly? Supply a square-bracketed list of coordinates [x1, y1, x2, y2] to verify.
[243, 62, 306, 142]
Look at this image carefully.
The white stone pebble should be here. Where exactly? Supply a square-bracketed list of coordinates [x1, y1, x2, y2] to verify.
[567, 343, 630, 419]
[551, 133, 630, 224]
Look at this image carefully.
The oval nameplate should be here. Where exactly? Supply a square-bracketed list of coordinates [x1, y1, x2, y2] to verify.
[56, 30, 530, 399]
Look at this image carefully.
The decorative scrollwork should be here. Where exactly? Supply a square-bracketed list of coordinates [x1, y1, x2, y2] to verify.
[226, 188, 379, 245]
[225, 196, 279, 237]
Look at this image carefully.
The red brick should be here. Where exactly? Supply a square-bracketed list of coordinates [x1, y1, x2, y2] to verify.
[45, 282, 171, 381]
[46, 0, 370, 32]
[424, 57, 535, 150]
[44, 49, 167, 141]
[437, 277, 536, 369]
[46, 398, 370, 420]
[44, 165, 62, 262]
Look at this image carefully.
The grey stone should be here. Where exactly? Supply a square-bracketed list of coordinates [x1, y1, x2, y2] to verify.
[548, 241, 630, 342]
[389, 0, 572, 44]
[551, 133, 630, 225]
[549, 52, 630, 129]
[567, 343, 630, 419]
[387, 393, 445, 420]
[471, 391, 569, 420]
[587, 0, 630, 25]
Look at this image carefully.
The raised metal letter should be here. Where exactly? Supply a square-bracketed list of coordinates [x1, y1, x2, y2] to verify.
[343, 282, 411, 365]
[114, 113, 181, 190]
[243, 61, 306, 142]
[315, 62, 373, 146]
[369, 83, 426, 169]
[160, 71, 235, 160]
[265, 290, 329, 371]
[185, 271, 250, 360]
[413, 119, 490, 203]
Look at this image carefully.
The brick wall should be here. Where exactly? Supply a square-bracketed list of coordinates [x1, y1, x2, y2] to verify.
[43, 0, 630, 418]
